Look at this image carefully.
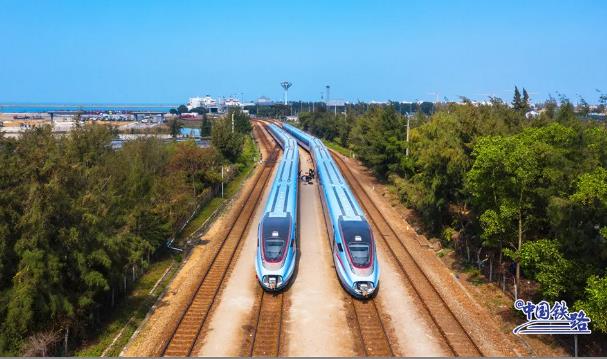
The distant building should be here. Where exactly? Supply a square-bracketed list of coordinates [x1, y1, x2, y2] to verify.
[369, 100, 389, 105]
[588, 112, 607, 121]
[188, 95, 220, 113]
[256, 96, 273, 106]
[222, 97, 241, 108]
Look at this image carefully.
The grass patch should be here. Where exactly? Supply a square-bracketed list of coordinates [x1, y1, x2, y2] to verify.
[322, 139, 352, 157]
[437, 248, 452, 258]
[75, 256, 177, 357]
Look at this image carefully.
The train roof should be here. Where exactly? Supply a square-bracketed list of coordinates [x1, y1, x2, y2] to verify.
[265, 124, 298, 219]
[283, 124, 364, 222]
[314, 140, 364, 221]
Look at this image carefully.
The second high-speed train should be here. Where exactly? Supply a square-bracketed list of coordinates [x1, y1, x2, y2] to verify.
[283, 123, 379, 298]
[255, 123, 299, 291]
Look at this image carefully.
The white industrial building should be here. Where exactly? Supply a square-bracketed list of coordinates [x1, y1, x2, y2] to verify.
[187, 95, 220, 113]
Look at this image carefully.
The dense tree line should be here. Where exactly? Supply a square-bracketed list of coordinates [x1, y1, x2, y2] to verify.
[298, 109, 351, 147]
[0, 114, 253, 354]
[297, 93, 607, 333]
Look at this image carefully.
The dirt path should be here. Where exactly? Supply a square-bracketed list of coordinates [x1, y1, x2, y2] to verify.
[374, 241, 451, 356]
[194, 155, 280, 356]
[281, 148, 359, 356]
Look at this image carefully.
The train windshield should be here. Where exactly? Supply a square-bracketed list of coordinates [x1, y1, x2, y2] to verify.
[340, 219, 372, 267]
[261, 215, 291, 262]
[348, 244, 370, 266]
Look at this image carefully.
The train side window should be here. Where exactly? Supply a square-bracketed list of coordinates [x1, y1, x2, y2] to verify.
[336, 243, 344, 252]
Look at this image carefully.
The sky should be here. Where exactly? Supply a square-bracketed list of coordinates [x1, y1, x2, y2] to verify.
[1, 0, 606, 104]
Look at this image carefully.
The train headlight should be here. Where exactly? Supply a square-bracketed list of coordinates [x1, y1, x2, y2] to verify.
[354, 282, 375, 297]
[262, 275, 283, 290]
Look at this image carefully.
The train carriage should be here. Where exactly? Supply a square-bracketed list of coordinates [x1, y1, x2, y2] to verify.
[255, 124, 299, 291]
[283, 123, 379, 298]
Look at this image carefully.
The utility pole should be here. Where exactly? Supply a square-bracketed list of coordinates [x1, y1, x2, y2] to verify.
[221, 166, 224, 198]
[231, 112, 234, 133]
[405, 113, 410, 157]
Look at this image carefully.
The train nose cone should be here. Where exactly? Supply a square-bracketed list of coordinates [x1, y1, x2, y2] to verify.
[354, 281, 375, 297]
[262, 275, 283, 290]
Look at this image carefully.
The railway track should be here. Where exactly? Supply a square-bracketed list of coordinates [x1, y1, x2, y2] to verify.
[160, 123, 279, 357]
[243, 122, 287, 357]
[349, 298, 394, 356]
[330, 150, 483, 357]
[244, 289, 285, 357]
[304, 148, 394, 357]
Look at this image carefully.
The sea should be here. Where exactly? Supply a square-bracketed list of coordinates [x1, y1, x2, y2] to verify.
[0, 104, 177, 113]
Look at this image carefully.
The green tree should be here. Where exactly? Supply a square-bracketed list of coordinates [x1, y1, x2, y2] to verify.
[598, 91, 607, 113]
[169, 119, 182, 138]
[177, 105, 188, 114]
[556, 96, 576, 123]
[298, 111, 350, 146]
[211, 117, 243, 162]
[350, 106, 406, 178]
[0, 124, 226, 354]
[512, 86, 523, 111]
[543, 95, 558, 119]
[200, 115, 212, 138]
[396, 112, 469, 229]
[229, 109, 252, 134]
[506, 239, 572, 299]
[575, 275, 607, 333]
[466, 123, 577, 292]
[577, 96, 590, 117]
[522, 88, 530, 113]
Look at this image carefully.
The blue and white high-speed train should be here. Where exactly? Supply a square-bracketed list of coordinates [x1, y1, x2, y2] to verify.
[255, 124, 299, 291]
[283, 124, 379, 298]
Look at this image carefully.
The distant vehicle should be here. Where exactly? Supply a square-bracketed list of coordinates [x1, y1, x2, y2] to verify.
[256, 124, 299, 291]
[179, 113, 198, 119]
[32, 114, 43, 119]
[284, 123, 380, 298]
[13, 115, 30, 120]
